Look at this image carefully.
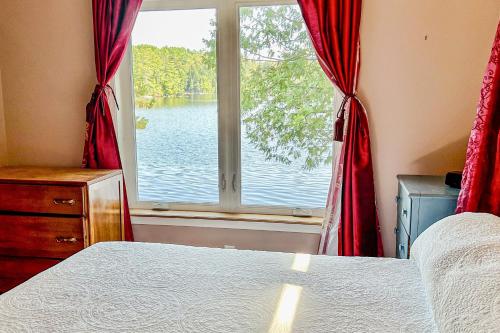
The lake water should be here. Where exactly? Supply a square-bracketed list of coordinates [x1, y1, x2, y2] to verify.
[135, 97, 331, 208]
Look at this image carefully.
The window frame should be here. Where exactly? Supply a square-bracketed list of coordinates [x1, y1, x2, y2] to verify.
[116, 0, 329, 217]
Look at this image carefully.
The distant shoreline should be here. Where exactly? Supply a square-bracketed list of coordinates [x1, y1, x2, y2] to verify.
[136, 93, 216, 99]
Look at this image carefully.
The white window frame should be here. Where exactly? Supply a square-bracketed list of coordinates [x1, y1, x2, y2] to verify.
[116, 0, 328, 217]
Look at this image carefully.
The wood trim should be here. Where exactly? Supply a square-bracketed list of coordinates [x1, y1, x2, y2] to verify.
[131, 209, 323, 226]
[0, 167, 122, 186]
[87, 175, 124, 244]
[82, 185, 90, 248]
[119, 176, 125, 241]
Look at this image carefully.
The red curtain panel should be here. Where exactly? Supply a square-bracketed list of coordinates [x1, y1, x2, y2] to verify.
[83, 0, 143, 241]
[457, 21, 500, 216]
[298, 0, 383, 256]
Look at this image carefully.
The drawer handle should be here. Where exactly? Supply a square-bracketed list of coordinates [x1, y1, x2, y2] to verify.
[55, 237, 77, 244]
[403, 209, 408, 216]
[53, 199, 76, 206]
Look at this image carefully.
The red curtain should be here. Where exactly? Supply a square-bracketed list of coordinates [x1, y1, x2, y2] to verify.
[456, 21, 500, 216]
[298, 0, 383, 256]
[83, 0, 143, 241]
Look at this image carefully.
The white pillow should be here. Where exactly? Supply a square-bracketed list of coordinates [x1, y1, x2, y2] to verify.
[411, 212, 500, 332]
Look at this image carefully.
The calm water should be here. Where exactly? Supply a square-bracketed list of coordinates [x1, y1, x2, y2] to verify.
[135, 97, 331, 208]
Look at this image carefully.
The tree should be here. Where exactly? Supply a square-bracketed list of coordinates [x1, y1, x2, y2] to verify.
[239, 6, 334, 170]
[132, 45, 216, 99]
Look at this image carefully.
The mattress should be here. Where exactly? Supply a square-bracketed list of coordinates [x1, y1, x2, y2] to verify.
[0, 241, 436, 332]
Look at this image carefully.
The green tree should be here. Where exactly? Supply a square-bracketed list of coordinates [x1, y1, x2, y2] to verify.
[238, 5, 334, 170]
[132, 45, 216, 99]
[132, 45, 163, 97]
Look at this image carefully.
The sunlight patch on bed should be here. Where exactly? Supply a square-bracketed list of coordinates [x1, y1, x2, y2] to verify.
[291, 253, 311, 272]
[268, 284, 303, 333]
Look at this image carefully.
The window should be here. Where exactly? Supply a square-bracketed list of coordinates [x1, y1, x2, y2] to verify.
[117, 0, 334, 217]
[131, 9, 218, 204]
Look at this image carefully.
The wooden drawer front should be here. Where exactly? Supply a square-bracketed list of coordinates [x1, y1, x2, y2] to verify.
[0, 215, 84, 258]
[0, 256, 60, 293]
[398, 193, 412, 234]
[396, 221, 410, 259]
[0, 183, 84, 215]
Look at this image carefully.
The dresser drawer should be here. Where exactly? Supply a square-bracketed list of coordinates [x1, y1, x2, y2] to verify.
[0, 215, 84, 258]
[396, 221, 410, 259]
[398, 193, 412, 234]
[0, 184, 84, 215]
[0, 256, 60, 293]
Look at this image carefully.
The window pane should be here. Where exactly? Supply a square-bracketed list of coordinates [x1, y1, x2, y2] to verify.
[132, 9, 218, 204]
[240, 5, 333, 208]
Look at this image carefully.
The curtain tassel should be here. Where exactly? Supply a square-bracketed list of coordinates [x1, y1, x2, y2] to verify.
[334, 93, 354, 142]
[334, 116, 345, 142]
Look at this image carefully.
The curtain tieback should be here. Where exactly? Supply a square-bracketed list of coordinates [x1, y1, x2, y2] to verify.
[334, 93, 356, 142]
[87, 83, 120, 123]
[96, 84, 120, 110]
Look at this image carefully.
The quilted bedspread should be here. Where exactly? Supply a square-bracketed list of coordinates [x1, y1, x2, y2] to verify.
[0, 241, 436, 332]
[411, 213, 500, 332]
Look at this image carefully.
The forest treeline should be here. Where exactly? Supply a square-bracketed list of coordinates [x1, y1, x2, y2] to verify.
[132, 44, 216, 98]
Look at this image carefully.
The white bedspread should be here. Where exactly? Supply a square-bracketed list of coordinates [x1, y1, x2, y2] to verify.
[411, 213, 500, 333]
[0, 241, 436, 332]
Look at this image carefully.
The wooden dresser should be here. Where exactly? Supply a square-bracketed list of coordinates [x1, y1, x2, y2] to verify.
[0, 167, 124, 293]
[395, 175, 460, 259]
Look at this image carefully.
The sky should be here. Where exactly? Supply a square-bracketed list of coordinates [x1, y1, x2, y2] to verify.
[132, 9, 215, 50]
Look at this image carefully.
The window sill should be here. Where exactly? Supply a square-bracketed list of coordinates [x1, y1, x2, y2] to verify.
[130, 209, 323, 233]
[131, 209, 322, 225]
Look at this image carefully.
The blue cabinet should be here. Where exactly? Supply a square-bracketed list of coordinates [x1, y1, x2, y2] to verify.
[395, 175, 460, 259]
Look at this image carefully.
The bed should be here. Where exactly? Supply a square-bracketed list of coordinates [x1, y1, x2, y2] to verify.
[0, 212, 498, 332]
